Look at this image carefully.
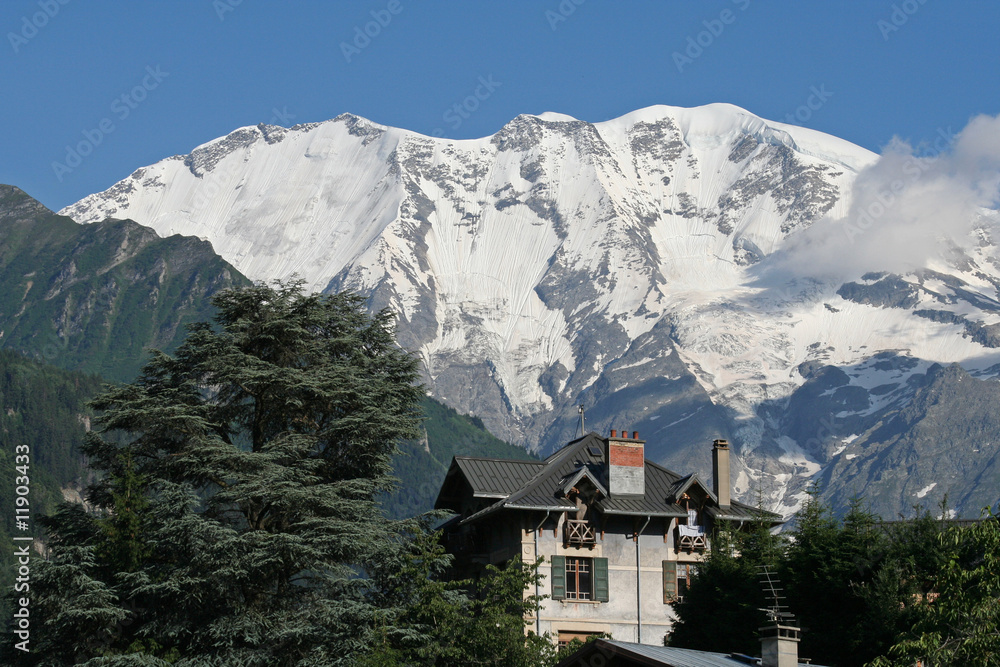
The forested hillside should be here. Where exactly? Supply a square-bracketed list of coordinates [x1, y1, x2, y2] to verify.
[0, 184, 249, 382]
[0, 184, 523, 522]
[0, 350, 104, 615]
[384, 397, 537, 519]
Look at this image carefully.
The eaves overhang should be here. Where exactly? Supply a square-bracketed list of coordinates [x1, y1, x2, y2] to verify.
[458, 501, 573, 527]
[597, 508, 687, 518]
[709, 509, 785, 523]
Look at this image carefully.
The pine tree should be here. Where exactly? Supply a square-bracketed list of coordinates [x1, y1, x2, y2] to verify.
[20, 281, 425, 666]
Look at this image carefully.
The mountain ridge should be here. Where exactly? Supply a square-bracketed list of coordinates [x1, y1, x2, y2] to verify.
[0, 184, 249, 381]
[57, 105, 1000, 518]
[0, 185, 528, 527]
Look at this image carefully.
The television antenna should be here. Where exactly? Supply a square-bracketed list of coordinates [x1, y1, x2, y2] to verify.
[757, 565, 797, 624]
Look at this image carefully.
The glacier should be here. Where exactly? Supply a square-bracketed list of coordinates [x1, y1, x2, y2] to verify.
[61, 103, 1000, 518]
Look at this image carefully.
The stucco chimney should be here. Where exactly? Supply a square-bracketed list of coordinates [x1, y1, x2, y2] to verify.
[760, 623, 800, 667]
[712, 439, 731, 508]
[606, 429, 645, 497]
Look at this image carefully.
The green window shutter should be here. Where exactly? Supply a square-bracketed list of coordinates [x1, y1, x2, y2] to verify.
[551, 555, 566, 600]
[663, 561, 677, 602]
[594, 557, 609, 602]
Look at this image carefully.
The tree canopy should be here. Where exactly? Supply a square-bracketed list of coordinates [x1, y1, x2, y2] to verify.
[870, 510, 1000, 667]
[19, 281, 427, 665]
[666, 488, 993, 667]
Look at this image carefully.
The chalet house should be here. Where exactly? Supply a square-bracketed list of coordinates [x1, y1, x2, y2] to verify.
[434, 430, 783, 646]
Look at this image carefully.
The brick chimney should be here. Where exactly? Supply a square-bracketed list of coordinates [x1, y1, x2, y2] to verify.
[759, 623, 800, 667]
[712, 439, 731, 508]
[605, 429, 645, 497]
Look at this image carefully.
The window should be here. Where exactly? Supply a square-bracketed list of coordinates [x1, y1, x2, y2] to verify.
[558, 630, 601, 648]
[663, 561, 697, 602]
[566, 557, 592, 600]
[676, 562, 695, 601]
[551, 555, 609, 602]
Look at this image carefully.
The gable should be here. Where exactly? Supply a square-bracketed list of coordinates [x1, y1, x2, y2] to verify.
[435, 432, 783, 525]
[434, 457, 544, 511]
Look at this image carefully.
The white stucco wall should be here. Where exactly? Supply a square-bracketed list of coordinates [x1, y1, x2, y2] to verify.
[519, 514, 702, 645]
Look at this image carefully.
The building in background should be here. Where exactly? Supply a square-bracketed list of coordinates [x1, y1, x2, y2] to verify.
[435, 430, 782, 645]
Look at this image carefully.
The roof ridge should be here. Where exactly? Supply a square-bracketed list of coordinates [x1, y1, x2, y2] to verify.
[542, 431, 601, 462]
[504, 438, 590, 506]
[452, 456, 543, 464]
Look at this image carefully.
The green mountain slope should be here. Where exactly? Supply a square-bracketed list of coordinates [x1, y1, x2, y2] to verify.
[0, 350, 104, 616]
[384, 397, 537, 518]
[0, 184, 250, 382]
[1, 185, 534, 528]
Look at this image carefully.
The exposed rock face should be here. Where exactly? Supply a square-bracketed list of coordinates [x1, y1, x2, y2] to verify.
[0, 185, 249, 382]
[816, 363, 1000, 518]
[58, 105, 1000, 518]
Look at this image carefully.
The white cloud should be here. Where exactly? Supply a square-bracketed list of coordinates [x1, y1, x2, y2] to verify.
[758, 114, 1000, 284]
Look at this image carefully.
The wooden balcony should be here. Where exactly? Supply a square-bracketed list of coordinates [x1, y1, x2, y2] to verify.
[676, 524, 708, 553]
[565, 519, 597, 547]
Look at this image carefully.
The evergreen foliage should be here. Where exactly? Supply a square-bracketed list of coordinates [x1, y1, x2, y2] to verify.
[17, 281, 429, 665]
[667, 490, 957, 667]
[0, 350, 103, 618]
[870, 510, 1000, 667]
[361, 548, 556, 667]
[780, 495, 899, 666]
[782, 496, 954, 666]
[666, 512, 784, 655]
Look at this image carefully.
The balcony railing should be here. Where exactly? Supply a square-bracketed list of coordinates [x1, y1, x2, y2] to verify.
[565, 519, 596, 546]
[676, 524, 708, 553]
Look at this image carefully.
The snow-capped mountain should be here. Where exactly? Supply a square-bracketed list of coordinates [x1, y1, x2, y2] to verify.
[61, 104, 1000, 518]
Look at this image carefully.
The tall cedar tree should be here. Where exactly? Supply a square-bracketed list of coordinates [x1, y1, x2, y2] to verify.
[19, 282, 424, 666]
[361, 550, 557, 667]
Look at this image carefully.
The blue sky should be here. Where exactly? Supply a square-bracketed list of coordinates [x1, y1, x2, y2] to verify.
[3, 0, 999, 212]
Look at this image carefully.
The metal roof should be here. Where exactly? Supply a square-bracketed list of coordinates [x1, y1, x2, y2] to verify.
[438, 432, 783, 525]
[556, 640, 829, 667]
[706, 504, 774, 522]
[453, 458, 543, 497]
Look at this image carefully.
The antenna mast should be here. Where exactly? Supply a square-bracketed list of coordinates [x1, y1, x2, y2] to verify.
[578, 404, 585, 436]
[757, 565, 796, 624]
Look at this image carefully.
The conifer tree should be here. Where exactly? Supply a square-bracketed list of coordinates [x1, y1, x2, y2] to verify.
[666, 511, 784, 654]
[21, 281, 424, 666]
